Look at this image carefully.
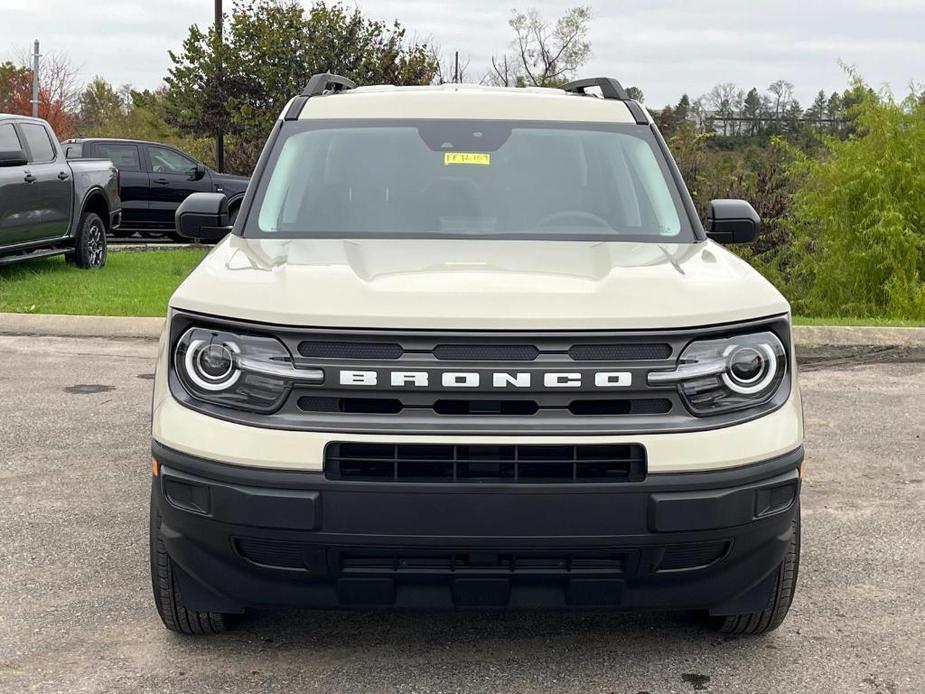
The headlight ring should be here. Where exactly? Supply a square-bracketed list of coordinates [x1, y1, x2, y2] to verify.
[184, 338, 241, 391]
[722, 343, 777, 395]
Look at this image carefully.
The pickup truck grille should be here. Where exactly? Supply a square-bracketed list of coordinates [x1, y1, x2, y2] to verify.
[325, 443, 646, 483]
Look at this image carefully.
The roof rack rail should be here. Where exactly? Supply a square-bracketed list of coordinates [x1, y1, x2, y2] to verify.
[561, 77, 649, 125]
[562, 77, 630, 101]
[284, 72, 357, 121]
[302, 72, 357, 97]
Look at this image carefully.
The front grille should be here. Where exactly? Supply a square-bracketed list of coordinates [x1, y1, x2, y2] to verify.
[325, 443, 646, 483]
[298, 396, 671, 417]
[297, 340, 671, 362]
[169, 314, 792, 435]
[340, 550, 624, 575]
[234, 539, 730, 574]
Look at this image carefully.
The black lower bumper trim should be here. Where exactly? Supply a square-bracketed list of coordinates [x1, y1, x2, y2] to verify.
[151, 441, 802, 612]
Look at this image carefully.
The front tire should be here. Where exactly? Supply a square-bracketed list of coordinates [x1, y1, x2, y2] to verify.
[150, 497, 238, 635]
[66, 211, 107, 269]
[709, 504, 801, 635]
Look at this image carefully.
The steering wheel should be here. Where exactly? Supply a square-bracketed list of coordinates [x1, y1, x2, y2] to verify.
[534, 210, 613, 229]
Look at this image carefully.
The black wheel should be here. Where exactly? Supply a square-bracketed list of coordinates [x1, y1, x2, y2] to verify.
[66, 211, 107, 269]
[709, 504, 800, 635]
[150, 493, 238, 635]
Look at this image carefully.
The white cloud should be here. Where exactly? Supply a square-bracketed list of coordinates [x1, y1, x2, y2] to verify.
[0, 0, 920, 107]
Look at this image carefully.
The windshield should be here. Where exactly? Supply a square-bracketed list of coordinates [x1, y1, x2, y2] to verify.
[245, 120, 694, 242]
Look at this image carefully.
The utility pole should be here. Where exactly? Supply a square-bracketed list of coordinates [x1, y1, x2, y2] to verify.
[453, 51, 459, 84]
[31, 40, 40, 118]
[214, 0, 225, 173]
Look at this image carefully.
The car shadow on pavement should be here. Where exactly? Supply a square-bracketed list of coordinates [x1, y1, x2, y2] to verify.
[176, 606, 744, 650]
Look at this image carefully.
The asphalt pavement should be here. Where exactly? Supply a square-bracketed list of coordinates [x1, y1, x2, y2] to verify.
[0, 335, 922, 694]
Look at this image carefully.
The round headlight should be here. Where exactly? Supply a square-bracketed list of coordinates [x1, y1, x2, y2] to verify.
[184, 338, 241, 391]
[722, 343, 777, 394]
[197, 344, 235, 381]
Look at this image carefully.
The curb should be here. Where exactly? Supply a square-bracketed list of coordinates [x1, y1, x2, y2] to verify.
[2, 313, 925, 355]
[0, 313, 165, 339]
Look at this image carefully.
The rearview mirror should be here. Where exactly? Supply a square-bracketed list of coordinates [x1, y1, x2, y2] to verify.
[189, 163, 206, 181]
[175, 193, 231, 241]
[0, 149, 28, 167]
[705, 199, 760, 244]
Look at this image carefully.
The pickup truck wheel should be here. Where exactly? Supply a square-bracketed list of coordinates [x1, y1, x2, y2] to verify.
[150, 500, 239, 635]
[709, 504, 800, 635]
[66, 211, 107, 269]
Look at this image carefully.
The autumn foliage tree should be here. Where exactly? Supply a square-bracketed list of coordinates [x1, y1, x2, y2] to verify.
[0, 53, 79, 137]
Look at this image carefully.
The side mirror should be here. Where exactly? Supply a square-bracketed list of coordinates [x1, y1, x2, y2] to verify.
[705, 199, 760, 244]
[0, 149, 28, 167]
[189, 163, 206, 181]
[175, 193, 231, 241]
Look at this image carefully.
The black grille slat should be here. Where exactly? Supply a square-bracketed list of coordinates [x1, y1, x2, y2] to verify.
[298, 341, 403, 360]
[326, 443, 646, 483]
[568, 398, 672, 416]
[235, 539, 306, 569]
[569, 343, 671, 361]
[433, 344, 540, 361]
[658, 542, 730, 571]
[298, 397, 668, 417]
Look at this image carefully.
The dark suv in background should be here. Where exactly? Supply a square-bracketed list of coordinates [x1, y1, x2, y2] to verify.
[63, 138, 248, 241]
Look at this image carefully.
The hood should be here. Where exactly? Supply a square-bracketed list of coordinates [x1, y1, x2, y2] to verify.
[170, 237, 789, 330]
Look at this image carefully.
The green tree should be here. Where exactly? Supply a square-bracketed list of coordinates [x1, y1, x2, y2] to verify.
[782, 84, 925, 318]
[625, 86, 644, 102]
[78, 77, 127, 131]
[165, 0, 439, 173]
[742, 87, 763, 135]
[805, 90, 827, 127]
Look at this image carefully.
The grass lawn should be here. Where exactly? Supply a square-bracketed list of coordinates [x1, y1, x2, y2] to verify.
[1, 248, 924, 326]
[0, 249, 207, 317]
[792, 316, 925, 327]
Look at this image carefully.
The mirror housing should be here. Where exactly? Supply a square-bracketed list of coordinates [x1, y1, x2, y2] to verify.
[705, 199, 760, 244]
[190, 163, 206, 181]
[175, 192, 232, 241]
[0, 149, 28, 167]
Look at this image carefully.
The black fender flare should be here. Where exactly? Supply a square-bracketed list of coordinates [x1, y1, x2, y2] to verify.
[74, 186, 112, 235]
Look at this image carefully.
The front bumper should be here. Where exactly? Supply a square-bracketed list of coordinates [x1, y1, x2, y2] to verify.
[151, 441, 802, 613]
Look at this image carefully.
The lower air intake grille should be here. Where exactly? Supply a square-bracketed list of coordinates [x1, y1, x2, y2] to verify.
[325, 443, 646, 483]
[235, 538, 306, 569]
[658, 542, 730, 571]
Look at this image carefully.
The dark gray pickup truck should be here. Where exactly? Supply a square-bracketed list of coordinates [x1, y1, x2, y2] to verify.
[0, 114, 121, 268]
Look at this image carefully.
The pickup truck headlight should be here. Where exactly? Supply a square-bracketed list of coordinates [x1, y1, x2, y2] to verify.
[648, 331, 787, 415]
[174, 327, 322, 413]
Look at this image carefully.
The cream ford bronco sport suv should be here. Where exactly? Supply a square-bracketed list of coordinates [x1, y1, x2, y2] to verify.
[150, 74, 803, 635]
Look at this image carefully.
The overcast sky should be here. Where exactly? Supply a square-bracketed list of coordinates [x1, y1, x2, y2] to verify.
[1, 0, 922, 107]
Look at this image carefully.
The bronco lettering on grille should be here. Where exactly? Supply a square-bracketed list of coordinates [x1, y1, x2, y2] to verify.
[338, 370, 632, 388]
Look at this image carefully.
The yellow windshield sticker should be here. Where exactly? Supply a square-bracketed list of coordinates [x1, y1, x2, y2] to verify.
[444, 152, 490, 166]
